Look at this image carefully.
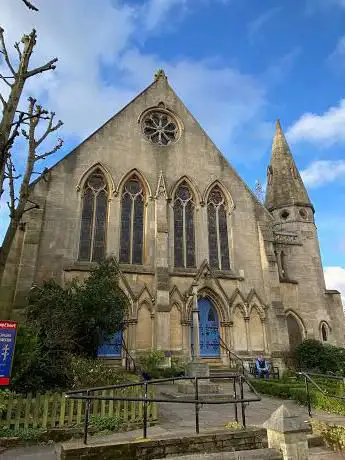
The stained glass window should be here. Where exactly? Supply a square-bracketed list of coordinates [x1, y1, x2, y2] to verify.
[119, 175, 145, 265]
[173, 181, 195, 268]
[79, 169, 108, 262]
[207, 185, 230, 270]
[142, 111, 179, 145]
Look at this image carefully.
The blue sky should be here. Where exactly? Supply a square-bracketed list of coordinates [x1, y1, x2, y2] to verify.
[0, 0, 344, 298]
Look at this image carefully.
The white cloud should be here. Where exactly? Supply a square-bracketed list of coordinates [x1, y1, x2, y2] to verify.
[329, 35, 345, 63]
[287, 99, 345, 146]
[0, 0, 266, 144]
[301, 160, 345, 187]
[324, 266, 345, 307]
[0, 0, 267, 243]
[247, 7, 280, 42]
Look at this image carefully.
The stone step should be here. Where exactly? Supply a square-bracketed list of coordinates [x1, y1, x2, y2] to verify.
[160, 448, 283, 459]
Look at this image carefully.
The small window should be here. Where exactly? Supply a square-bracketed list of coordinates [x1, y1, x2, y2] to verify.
[280, 210, 290, 220]
[321, 323, 328, 342]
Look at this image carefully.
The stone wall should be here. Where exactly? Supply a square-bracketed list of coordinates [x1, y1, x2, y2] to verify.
[60, 428, 265, 460]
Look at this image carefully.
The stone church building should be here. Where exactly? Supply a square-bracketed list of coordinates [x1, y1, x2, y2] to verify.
[1, 71, 344, 368]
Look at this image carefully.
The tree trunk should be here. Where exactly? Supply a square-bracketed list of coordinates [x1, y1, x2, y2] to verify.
[0, 217, 20, 283]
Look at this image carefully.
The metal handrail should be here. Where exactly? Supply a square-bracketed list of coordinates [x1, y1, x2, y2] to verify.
[66, 373, 261, 445]
[121, 336, 136, 372]
[297, 371, 345, 417]
[219, 336, 246, 375]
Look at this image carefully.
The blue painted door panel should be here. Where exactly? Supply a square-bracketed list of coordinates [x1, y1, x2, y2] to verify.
[97, 330, 122, 358]
[191, 298, 220, 357]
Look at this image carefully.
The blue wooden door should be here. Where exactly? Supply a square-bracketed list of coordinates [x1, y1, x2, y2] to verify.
[191, 298, 220, 357]
[97, 330, 122, 358]
[199, 298, 220, 357]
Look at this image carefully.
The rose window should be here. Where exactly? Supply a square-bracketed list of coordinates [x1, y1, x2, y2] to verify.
[142, 111, 179, 145]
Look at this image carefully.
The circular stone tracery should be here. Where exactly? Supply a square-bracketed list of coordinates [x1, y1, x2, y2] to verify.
[142, 110, 179, 145]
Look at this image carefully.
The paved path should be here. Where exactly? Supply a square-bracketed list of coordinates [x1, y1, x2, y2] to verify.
[1, 382, 345, 459]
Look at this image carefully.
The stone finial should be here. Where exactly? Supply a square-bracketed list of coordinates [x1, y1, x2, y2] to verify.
[264, 405, 310, 459]
[154, 69, 167, 81]
[263, 404, 309, 433]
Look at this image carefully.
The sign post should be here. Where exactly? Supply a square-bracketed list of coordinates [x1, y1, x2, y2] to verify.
[0, 321, 17, 386]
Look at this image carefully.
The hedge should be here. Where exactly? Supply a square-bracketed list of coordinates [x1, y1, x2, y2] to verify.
[250, 379, 345, 416]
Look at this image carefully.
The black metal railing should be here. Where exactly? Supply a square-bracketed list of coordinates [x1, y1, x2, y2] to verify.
[297, 371, 345, 417]
[219, 336, 246, 375]
[121, 336, 136, 372]
[65, 373, 261, 445]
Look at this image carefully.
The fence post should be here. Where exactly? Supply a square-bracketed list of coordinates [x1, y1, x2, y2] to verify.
[233, 376, 238, 423]
[195, 377, 200, 434]
[239, 375, 246, 428]
[143, 381, 148, 439]
[304, 376, 312, 417]
[83, 390, 91, 446]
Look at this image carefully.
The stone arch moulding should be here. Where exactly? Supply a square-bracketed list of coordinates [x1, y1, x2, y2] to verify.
[187, 287, 229, 323]
[319, 320, 331, 342]
[285, 309, 307, 337]
[115, 168, 153, 200]
[169, 175, 202, 205]
[76, 162, 116, 197]
[248, 303, 266, 321]
[202, 179, 235, 212]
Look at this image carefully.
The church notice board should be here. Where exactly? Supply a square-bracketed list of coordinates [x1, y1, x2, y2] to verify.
[0, 321, 17, 386]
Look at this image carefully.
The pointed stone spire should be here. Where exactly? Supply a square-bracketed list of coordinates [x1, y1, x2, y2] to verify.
[265, 119, 313, 212]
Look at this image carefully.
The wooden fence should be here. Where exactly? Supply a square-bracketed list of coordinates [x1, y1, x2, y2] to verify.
[1, 387, 157, 430]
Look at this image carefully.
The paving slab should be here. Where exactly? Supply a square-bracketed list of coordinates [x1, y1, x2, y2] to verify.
[2, 382, 345, 459]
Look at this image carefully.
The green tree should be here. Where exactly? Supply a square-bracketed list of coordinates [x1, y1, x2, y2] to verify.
[12, 258, 128, 392]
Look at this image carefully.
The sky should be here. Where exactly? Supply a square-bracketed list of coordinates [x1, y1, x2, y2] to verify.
[0, 0, 344, 302]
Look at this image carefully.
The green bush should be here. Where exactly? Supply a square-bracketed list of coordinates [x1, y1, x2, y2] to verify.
[138, 351, 185, 379]
[251, 378, 345, 415]
[311, 420, 345, 452]
[0, 427, 45, 441]
[89, 415, 124, 432]
[11, 259, 129, 393]
[70, 356, 139, 389]
[296, 339, 345, 375]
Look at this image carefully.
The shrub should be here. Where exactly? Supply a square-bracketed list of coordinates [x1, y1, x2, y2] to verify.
[295, 339, 345, 376]
[11, 259, 129, 393]
[0, 427, 45, 441]
[250, 378, 345, 415]
[70, 356, 139, 389]
[311, 420, 345, 452]
[89, 415, 124, 432]
[137, 351, 185, 379]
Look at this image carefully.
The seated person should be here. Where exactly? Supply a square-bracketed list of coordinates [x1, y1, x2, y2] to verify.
[255, 355, 270, 379]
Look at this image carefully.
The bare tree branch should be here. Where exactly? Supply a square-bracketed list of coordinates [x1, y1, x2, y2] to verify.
[0, 93, 6, 108]
[14, 42, 22, 60]
[21, 0, 39, 11]
[26, 57, 58, 78]
[0, 73, 14, 86]
[6, 156, 16, 217]
[0, 27, 15, 76]
[0, 27, 58, 200]
[0, 97, 63, 279]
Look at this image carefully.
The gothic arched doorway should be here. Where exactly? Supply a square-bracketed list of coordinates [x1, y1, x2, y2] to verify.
[192, 297, 220, 357]
[286, 313, 303, 351]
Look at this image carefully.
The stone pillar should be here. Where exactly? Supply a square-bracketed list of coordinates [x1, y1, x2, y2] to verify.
[263, 404, 310, 460]
[191, 282, 200, 361]
[154, 172, 171, 354]
[244, 317, 250, 352]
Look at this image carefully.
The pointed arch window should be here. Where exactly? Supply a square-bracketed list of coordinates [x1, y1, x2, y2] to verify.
[207, 185, 230, 270]
[79, 169, 108, 262]
[174, 181, 195, 268]
[119, 175, 145, 265]
[321, 322, 329, 342]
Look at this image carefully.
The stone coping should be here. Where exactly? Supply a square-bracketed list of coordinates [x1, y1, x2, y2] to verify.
[60, 428, 265, 460]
